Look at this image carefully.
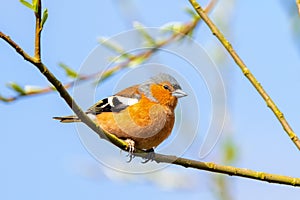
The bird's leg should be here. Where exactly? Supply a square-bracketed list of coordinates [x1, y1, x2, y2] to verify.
[123, 140, 155, 163]
[141, 148, 155, 164]
[124, 139, 135, 162]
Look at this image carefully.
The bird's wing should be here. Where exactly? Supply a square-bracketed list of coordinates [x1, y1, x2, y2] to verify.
[86, 85, 141, 115]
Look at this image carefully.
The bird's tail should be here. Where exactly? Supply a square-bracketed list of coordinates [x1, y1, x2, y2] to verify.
[53, 115, 81, 123]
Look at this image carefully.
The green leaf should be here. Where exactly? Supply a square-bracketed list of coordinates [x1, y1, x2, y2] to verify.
[160, 22, 185, 34]
[101, 70, 114, 81]
[32, 0, 39, 13]
[0, 94, 11, 103]
[7, 82, 26, 95]
[128, 56, 146, 68]
[19, 0, 33, 10]
[41, 8, 48, 28]
[0, 94, 4, 101]
[98, 37, 135, 62]
[133, 21, 156, 46]
[223, 138, 237, 164]
[58, 63, 78, 78]
[184, 7, 199, 19]
[107, 55, 127, 64]
[99, 37, 131, 57]
[24, 85, 43, 94]
[94, 70, 115, 85]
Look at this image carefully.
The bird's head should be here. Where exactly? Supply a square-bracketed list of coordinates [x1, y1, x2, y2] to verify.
[139, 73, 187, 108]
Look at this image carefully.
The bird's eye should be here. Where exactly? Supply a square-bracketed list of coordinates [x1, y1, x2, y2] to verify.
[163, 85, 170, 90]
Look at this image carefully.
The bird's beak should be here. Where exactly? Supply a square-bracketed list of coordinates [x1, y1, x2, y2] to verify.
[172, 89, 188, 98]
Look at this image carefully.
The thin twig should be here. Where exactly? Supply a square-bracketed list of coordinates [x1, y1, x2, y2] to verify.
[34, 0, 42, 61]
[0, 31, 37, 63]
[189, 0, 300, 151]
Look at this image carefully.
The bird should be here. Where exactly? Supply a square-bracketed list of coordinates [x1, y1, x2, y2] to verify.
[53, 73, 187, 156]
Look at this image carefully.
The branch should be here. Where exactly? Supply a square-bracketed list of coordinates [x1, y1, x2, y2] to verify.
[0, 31, 36, 63]
[34, 0, 42, 61]
[149, 153, 300, 187]
[1, 0, 300, 188]
[189, 0, 300, 151]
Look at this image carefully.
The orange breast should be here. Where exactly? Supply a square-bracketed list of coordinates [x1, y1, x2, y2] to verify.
[95, 96, 175, 150]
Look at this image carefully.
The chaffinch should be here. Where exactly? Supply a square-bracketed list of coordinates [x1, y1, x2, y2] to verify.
[54, 73, 187, 154]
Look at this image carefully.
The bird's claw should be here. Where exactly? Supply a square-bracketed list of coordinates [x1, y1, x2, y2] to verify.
[141, 148, 155, 164]
[124, 139, 135, 162]
[123, 140, 155, 163]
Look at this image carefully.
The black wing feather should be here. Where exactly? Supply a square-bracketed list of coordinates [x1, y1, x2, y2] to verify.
[86, 96, 138, 115]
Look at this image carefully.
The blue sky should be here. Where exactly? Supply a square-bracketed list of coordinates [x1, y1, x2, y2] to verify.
[1, 0, 300, 200]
